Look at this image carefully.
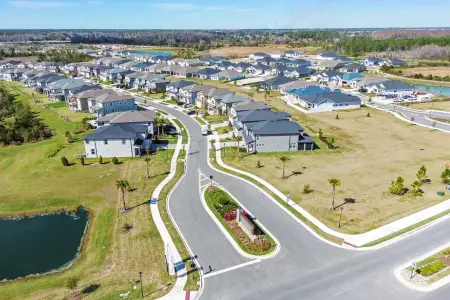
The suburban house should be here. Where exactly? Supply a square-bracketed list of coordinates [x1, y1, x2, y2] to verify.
[361, 57, 385, 67]
[366, 80, 414, 96]
[250, 52, 270, 60]
[285, 59, 312, 68]
[316, 60, 346, 71]
[384, 58, 407, 66]
[33, 74, 66, 93]
[0, 60, 22, 69]
[45, 78, 98, 101]
[216, 93, 252, 116]
[246, 64, 272, 75]
[191, 68, 220, 79]
[339, 63, 366, 73]
[337, 73, 364, 86]
[161, 65, 199, 78]
[258, 76, 297, 90]
[68, 88, 107, 111]
[234, 62, 252, 73]
[84, 122, 154, 158]
[210, 69, 244, 81]
[283, 50, 301, 59]
[146, 63, 167, 74]
[99, 68, 133, 84]
[284, 85, 331, 104]
[131, 74, 167, 92]
[316, 52, 340, 60]
[283, 67, 315, 78]
[311, 70, 343, 83]
[233, 110, 291, 135]
[130, 62, 153, 72]
[34, 62, 63, 72]
[88, 90, 137, 117]
[166, 80, 197, 100]
[242, 119, 314, 153]
[202, 87, 233, 112]
[0, 68, 27, 81]
[295, 91, 362, 112]
[177, 83, 205, 105]
[77, 64, 98, 78]
[255, 57, 277, 66]
[279, 80, 311, 95]
[230, 101, 269, 118]
[350, 76, 388, 90]
[124, 72, 146, 88]
[212, 60, 234, 71]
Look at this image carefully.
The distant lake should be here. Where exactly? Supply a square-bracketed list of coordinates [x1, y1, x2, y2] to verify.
[413, 84, 450, 97]
[136, 51, 172, 56]
[0, 209, 89, 280]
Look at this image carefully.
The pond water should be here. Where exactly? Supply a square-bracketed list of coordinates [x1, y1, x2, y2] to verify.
[136, 50, 172, 56]
[413, 84, 450, 97]
[0, 208, 89, 280]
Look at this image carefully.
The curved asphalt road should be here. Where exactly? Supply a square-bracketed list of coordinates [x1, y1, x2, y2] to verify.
[136, 97, 450, 300]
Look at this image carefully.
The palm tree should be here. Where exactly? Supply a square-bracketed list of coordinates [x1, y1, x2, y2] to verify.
[116, 179, 130, 211]
[328, 178, 341, 210]
[144, 156, 151, 178]
[279, 156, 290, 179]
[155, 117, 165, 136]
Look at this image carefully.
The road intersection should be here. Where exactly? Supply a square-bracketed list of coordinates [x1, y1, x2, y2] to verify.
[136, 97, 450, 300]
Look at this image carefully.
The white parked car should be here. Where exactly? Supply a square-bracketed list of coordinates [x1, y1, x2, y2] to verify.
[201, 126, 208, 136]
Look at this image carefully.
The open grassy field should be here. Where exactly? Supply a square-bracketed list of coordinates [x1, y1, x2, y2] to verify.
[221, 106, 450, 234]
[400, 66, 450, 77]
[205, 45, 320, 58]
[0, 82, 178, 299]
[399, 99, 450, 112]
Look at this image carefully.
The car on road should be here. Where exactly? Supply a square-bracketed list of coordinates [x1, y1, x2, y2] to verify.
[201, 125, 208, 135]
[187, 109, 195, 115]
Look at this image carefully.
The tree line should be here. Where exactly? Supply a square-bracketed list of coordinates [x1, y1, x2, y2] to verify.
[0, 87, 53, 145]
[37, 49, 93, 63]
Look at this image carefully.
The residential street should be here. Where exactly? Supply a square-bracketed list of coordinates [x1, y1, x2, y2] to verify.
[136, 97, 450, 300]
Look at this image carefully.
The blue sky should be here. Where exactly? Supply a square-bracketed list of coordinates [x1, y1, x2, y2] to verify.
[0, 0, 449, 29]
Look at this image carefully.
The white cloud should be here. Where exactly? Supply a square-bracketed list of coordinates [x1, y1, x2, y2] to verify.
[9, 1, 78, 8]
[152, 2, 198, 10]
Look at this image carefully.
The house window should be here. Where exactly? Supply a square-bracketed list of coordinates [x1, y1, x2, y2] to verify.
[85, 140, 90, 144]
[104, 140, 108, 145]
[122, 139, 126, 144]
[290, 143, 296, 147]
[256, 136, 260, 141]
[91, 149, 95, 155]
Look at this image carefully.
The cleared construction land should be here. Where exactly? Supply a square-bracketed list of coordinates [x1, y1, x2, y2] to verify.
[400, 66, 450, 77]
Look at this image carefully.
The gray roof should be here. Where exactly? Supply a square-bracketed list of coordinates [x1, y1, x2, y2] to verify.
[319, 52, 339, 58]
[96, 110, 157, 124]
[279, 80, 310, 90]
[206, 87, 232, 98]
[167, 80, 197, 89]
[249, 120, 304, 135]
[233, 101, 268, 112]
[217, 69, 242, 78]
[95, 90, 134, 103]
[375, 80, 413, 91]
[237, 109, 290, 123]
[85, 124, 147, 140]
[300, 92, 361, 105]
[357, 76, 388, 86]
[73, 88, 110, 99]
[219, 93, 252, 104]
[262, 76, 297, 87]
[193, 68, 220, 76]
[340, 63, 365, 70]
[313, 70, 342, 78]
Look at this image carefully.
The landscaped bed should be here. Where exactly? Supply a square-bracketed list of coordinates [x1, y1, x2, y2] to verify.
[203, 186, 276, 256]
[193, 116, 206, 125]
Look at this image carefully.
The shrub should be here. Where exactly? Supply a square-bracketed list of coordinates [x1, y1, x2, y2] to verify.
[72, 129, 85, 135]
[98, 155, 103, 164]
[419, 261, 447, 277]
[80, 157, 85, 166]
[257, 160, 263, 168]
[157, 146, 164, 152]
[366, 112, 371, 117]
[389, 176, 406, 195]
[61, 156, 69, 166]
[122, 223, 133, 231]
[441, 168, 450, 184]
[112, 157, 119, 165]
[47, 144, 64, 158]
[335, 114, 339, 120]
[65, 136, 73, 144]
[303, 184, 312, 194]
[66, 276, 80, 291]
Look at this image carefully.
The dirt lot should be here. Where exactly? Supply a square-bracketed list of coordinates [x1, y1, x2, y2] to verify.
[205, 45, 320, 58]
[401, 66, 450, 77]
[222, 106, 450, 234]
[401, 98, 450, 112]
[2, 56, 39, 62]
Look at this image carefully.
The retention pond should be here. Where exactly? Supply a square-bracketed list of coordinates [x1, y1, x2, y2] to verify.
[0, 208, 89, 281]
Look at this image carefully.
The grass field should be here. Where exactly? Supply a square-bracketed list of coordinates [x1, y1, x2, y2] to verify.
[220, 106, 450, 234]
[400, 66, 450, 77]
[0, 82, 178, 299]
[399, 99, 450, 112]
[205, 45, 320, 58]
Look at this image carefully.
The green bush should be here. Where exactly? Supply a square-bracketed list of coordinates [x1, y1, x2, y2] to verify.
[47, 144, 65, 158]
[207, 188, 239, 216]
[112, 157, 119, 165]
[98, 155, 103, 164]
[61, 156, 69, 166]
[419, 261, 447, 277]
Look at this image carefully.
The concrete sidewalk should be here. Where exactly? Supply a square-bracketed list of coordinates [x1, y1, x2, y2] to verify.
[212, 135, 450, 249]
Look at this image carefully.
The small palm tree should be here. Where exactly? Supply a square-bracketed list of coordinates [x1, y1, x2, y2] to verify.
[235, 136, 243, 155]
[116, 179, 130, 211]
[144, 156, 151, 178]
[328, 178, 341, 210]
[279, 156, 290, 179]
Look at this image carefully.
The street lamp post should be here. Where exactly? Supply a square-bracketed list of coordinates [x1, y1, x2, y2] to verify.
[139, 271, 143, 298]
[338, 207, 344, 228]
[209, 175, 213, 187]
[286, 192, 290, 207]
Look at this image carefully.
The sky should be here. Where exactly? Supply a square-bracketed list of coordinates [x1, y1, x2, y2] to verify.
[0, 0, 450, 29]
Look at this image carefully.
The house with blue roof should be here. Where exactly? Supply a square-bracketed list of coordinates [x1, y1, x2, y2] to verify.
[337, 73, 364, 86]
[295, 91, 361, 113]
[285, 85, 331, 104]
[283, 67, 315, 78]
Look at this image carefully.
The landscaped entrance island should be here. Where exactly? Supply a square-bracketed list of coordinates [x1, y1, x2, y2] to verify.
[0, 208, 89, 281]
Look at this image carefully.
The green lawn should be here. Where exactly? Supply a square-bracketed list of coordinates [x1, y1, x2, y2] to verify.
[194, 116, 206, 125]
[203, 114, 228, 124]
[217, 126, 231, 135]
[172, 119, 188, 144]
[0, 82, 179, 299]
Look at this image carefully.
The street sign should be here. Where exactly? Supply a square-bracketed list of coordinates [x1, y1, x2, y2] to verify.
[412, 261, 416, 269]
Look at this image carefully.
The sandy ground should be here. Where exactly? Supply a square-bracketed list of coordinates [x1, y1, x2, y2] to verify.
[3, 56, 39, 62]
[401, 67, 450, 77]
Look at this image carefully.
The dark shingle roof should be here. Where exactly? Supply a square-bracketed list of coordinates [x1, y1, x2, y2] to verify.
[300, 92, 361, 105]
[237, 109, 290, 123]
[85, 124, 147, 140]
[250, 120, 304, 135]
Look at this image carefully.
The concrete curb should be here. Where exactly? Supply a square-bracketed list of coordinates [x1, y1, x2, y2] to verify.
[198, 179, 280, 260]
[394, 241, 450, 292]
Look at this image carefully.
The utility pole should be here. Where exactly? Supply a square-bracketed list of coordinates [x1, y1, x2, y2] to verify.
[209, 175, 213, 187]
